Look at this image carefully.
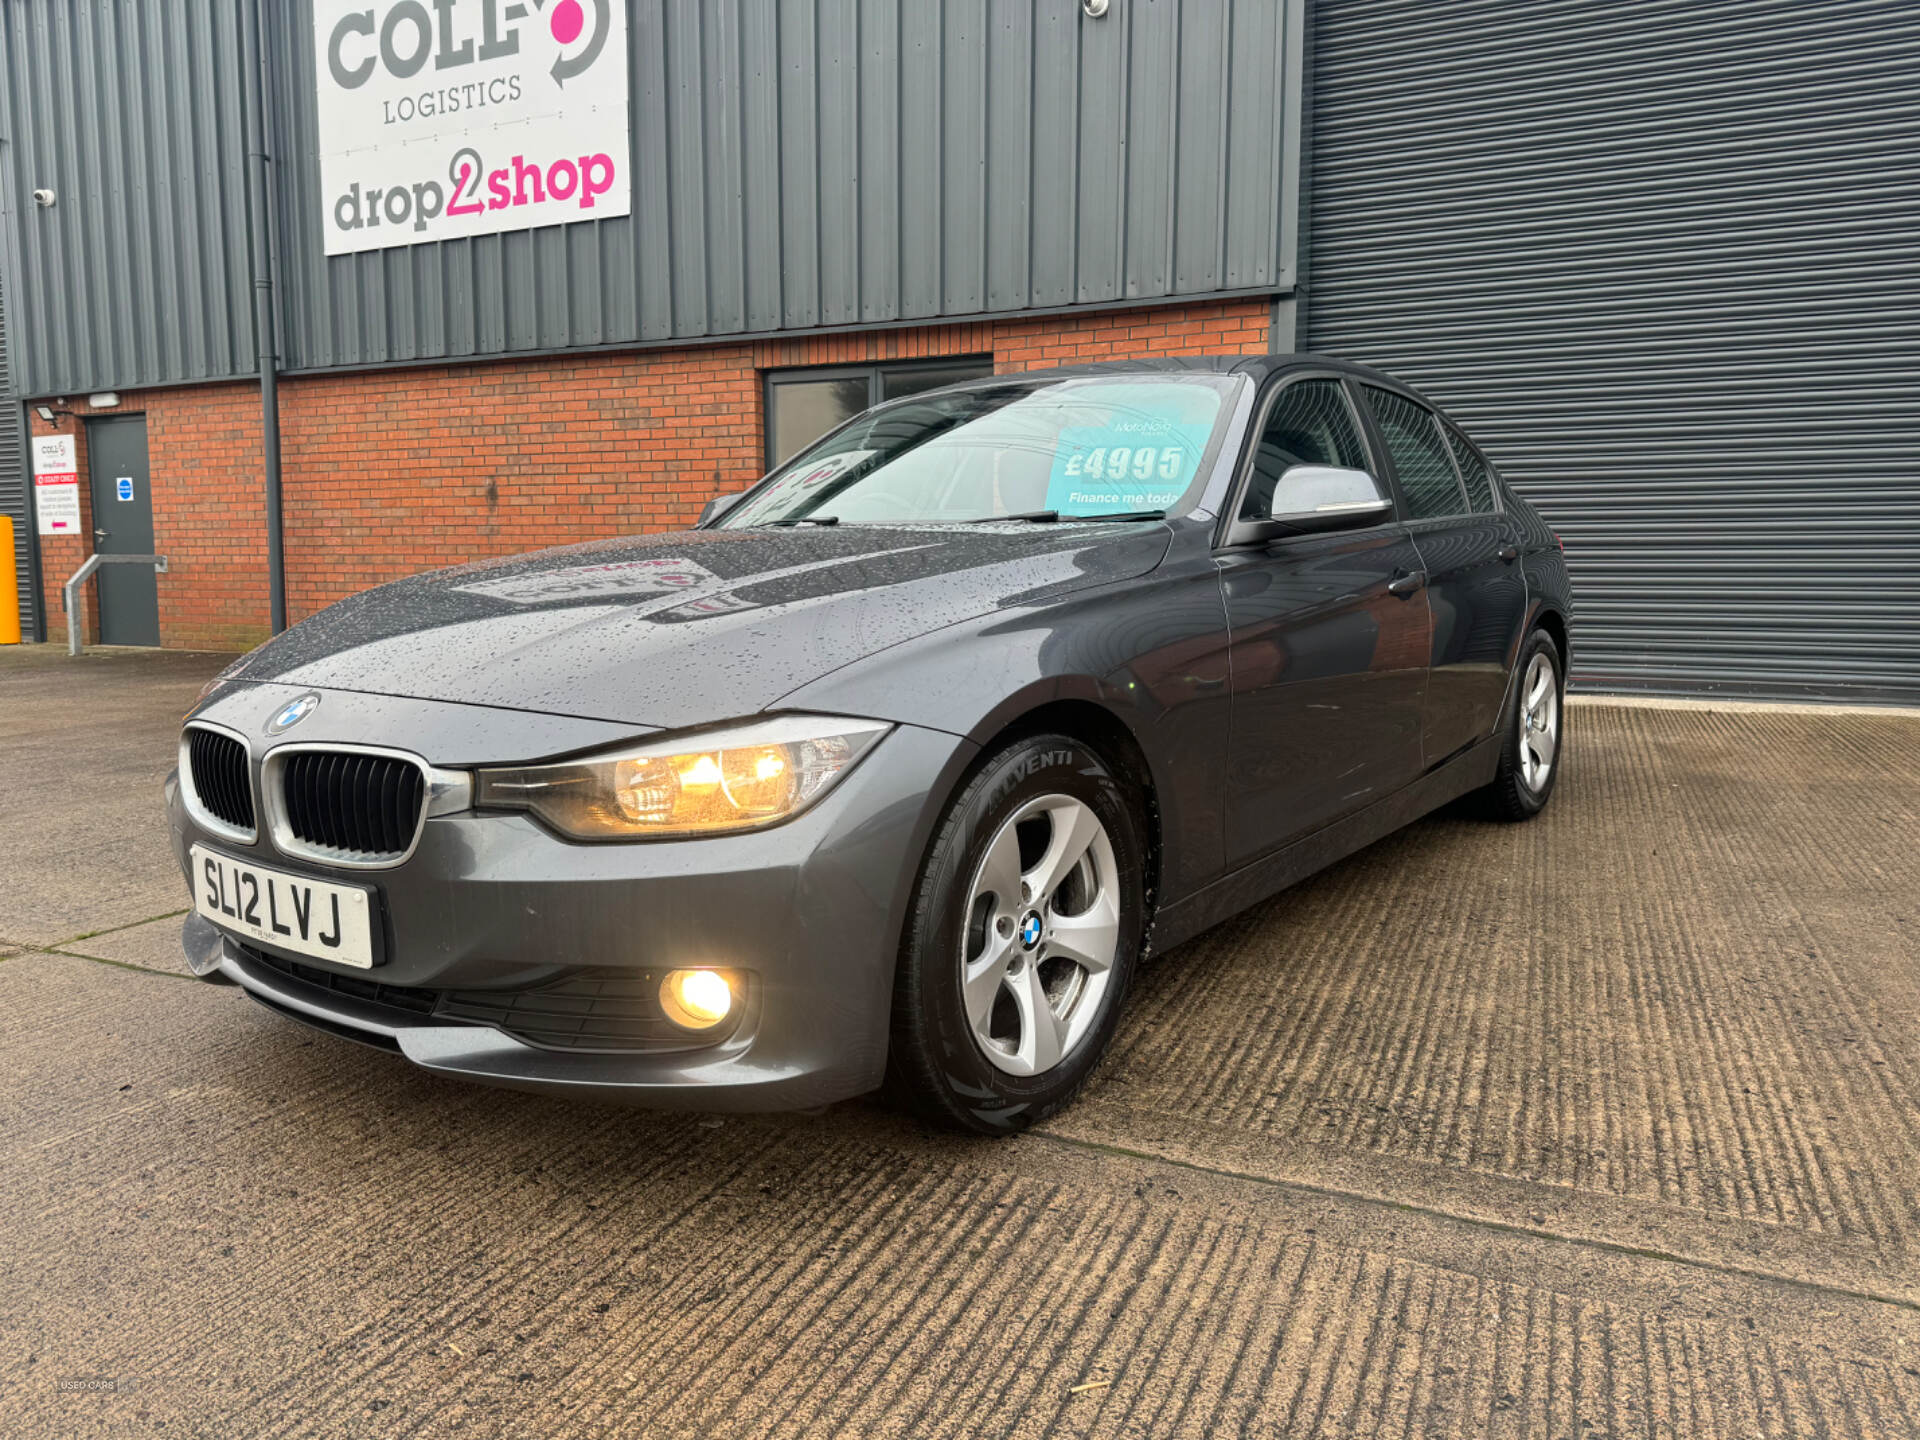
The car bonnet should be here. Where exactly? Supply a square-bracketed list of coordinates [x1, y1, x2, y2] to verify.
[209, 522, 1173, 728]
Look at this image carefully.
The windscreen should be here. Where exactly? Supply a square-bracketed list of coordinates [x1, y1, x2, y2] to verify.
[721, 376, 1238, 527]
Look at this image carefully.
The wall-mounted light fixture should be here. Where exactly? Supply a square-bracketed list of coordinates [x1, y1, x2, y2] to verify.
[87, 393, 119, 409]
[33, 404, 74, 428]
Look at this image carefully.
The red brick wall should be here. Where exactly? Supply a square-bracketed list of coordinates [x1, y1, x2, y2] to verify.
[32, 385, 270, 651]
[33, 297, 1271, 651]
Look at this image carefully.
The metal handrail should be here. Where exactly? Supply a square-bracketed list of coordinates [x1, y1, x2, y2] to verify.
[64, 553, 169, 655]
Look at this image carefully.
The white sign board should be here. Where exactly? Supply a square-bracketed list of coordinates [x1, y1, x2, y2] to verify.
[314, 0, 631, 256]
[32, 433, 81, 537]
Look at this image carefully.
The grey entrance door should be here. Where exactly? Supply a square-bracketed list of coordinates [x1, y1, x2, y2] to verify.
[85, 415, 159, 646]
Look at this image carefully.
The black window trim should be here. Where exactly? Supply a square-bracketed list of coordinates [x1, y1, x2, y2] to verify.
[1213, 370, 1401, 551]
[1438, 416, 1506, 515]
[1422, 407, 1474, 520]
[762, 356, 995, 470]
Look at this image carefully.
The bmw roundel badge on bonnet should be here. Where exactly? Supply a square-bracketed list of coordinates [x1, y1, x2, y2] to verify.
[265, 693, 320, 735]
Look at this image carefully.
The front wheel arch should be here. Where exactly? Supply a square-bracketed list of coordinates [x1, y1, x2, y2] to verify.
[967, 698, 1162, 922]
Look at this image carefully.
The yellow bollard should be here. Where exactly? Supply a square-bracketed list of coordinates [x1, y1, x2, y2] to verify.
[0, 515, 19, 644]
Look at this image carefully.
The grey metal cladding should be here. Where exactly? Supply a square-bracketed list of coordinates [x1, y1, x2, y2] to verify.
[0, 0, 255, 398]
[278, 0, 1301, 376]
[1306, 0, 1920, 704]
[0, 0, 1299, 396]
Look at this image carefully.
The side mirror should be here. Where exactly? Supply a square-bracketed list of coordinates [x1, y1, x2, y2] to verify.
[1227, 465, 1392, 545]
[698, 491, 746, 527]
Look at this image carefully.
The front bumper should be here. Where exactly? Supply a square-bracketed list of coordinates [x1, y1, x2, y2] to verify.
[168, 686, 975, 1110]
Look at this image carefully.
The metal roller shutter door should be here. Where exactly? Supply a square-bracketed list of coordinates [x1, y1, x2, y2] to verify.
[1306, 0, 1920, 703]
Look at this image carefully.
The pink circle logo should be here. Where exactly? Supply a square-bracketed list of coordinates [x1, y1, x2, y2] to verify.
[550, 0, 584, 45]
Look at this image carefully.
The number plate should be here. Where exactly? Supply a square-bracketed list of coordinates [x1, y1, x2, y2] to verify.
[190, 845, 378, 970]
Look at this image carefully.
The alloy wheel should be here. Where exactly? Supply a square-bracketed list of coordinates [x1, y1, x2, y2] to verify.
[1519, 651, 1560, 791]
[959, 794, 1121, 1076]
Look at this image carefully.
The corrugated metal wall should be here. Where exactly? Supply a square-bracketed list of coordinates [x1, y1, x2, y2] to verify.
[1307, 0, 1920, 703]
[0, 0, 1301, 395]
[0, 0, 255, 398]
[272, 0, 1300, 372]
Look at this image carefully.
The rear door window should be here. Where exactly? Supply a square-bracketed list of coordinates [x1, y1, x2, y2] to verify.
[1361, 386, 1468, 521]
[1240, 379, 1373, 521]
[1441, 422, 1497, 514]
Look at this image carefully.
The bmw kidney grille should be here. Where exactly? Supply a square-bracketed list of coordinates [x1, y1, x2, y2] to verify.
[186, 727, 255, 835]
[278, 751, 427, 862]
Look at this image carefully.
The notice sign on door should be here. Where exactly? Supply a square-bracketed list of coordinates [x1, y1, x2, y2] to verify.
[314, 0, 631, 256]
[32, 433, 80, 536]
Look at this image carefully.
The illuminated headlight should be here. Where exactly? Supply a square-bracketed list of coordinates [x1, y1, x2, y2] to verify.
[474, 714, 891, 840]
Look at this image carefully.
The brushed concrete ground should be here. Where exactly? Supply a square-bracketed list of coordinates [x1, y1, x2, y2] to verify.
[2, 644, 1917, 1438]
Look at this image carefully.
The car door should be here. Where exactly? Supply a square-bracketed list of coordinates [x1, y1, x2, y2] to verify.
[1357, 387, 1530, 767]
[1217, 376, 1431, 867]
[1441, 419, 1534, 733]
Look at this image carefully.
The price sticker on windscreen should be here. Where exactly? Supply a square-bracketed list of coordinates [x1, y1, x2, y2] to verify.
[1044, 385, 1220, 514]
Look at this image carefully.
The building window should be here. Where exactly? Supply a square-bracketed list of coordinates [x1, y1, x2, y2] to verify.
[764, 358, 993, 468]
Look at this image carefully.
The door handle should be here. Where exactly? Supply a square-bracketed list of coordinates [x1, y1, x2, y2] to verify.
[1387, 570, 1427, 597]
[94, 528, 110, 541]
[1497, 544, 1520, 562]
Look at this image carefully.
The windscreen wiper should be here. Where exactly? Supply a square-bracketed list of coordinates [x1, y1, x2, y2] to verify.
[766, 515, 840, 527]
[963, 508, 1167, 525]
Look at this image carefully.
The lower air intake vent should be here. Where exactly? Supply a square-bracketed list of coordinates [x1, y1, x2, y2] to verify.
[235, 948, 730, 1054]
[437, 970, 743, 1052]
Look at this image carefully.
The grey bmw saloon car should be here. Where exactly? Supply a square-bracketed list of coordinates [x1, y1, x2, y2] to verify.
[170, 356, 1571, 1133]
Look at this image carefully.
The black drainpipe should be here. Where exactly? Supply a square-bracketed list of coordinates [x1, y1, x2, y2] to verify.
[241, 0, 286, 634]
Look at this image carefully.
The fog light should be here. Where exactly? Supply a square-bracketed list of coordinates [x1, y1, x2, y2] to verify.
[661, 968, 734, 1029]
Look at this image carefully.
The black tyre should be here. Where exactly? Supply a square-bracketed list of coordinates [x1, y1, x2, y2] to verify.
[888, 732, 1146, 1134]
[1481, 627, 1565, 821]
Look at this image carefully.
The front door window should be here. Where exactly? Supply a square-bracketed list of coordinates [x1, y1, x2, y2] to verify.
[1240, 380, 1374, 521]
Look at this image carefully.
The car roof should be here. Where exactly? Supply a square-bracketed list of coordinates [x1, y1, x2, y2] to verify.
[918, 353, 1428, 399]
